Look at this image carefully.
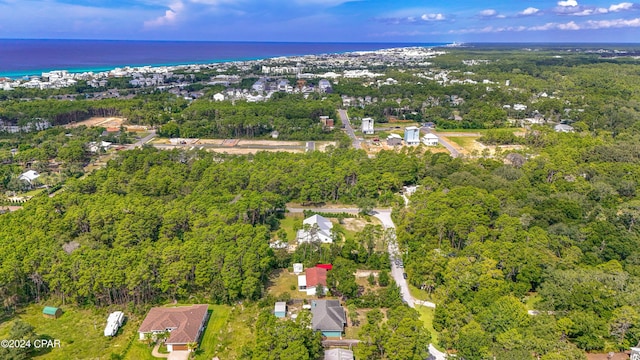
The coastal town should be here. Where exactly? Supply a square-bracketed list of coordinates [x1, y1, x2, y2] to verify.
[2, 42, 640, 360]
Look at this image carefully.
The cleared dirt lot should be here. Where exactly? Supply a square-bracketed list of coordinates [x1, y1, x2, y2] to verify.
[65, 116, 125, 129]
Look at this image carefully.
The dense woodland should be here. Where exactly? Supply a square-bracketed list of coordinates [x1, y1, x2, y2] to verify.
[2, 46, 640, 359]
[395, 129, 640, 358]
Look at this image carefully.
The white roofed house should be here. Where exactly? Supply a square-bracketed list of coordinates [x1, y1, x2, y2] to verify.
[297, 214, 334, 244]
[361, 117, 374, 135]
[18, 170, 40, 185]
[422, 133, 439, 146]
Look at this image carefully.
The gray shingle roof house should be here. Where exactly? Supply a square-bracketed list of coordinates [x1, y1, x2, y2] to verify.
[324, 348, 354, 360]
[311, 300, 346, 338]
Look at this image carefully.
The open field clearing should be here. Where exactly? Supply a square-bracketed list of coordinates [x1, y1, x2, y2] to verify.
[65, 117, 125, 129]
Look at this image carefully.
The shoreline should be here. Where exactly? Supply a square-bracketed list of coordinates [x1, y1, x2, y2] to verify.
[0, 41, 447, 79]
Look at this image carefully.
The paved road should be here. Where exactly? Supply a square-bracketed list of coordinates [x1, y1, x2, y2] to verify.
[287, 207, 363, 214]
[420, 127, 460, 158]
[337, 109, 361, 149]
[322, 339, 361, 347]
[287, 205, 444, 359]
[288, 205, 445, 359]
[371, 210, 416, 308]
[127, 129, 157, 149]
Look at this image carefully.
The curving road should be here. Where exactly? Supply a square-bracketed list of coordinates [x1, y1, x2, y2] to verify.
[420, 127, 460, 158]
[288, 205, 445, 360]
[337, 109, 362, 149]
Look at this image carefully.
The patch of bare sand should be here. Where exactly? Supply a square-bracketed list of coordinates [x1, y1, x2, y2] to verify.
[65, 117, 125, 129]
[237, 140, 304, 146]
[206, 148, 304, 155]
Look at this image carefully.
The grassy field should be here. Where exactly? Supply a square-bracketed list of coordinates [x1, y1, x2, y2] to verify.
[266, 269, 314, 300]
[0, 304, 140, 359]
[277, 213, 304, 243]
[408, 285, 435, 302]
[125, 342, 156, 360]
[446, 136, 478, 148]
[194, 304, 257, 359]
[0, 303, 262, 360]
[416, 306, 443, 352]
[524, 292, 541, 310]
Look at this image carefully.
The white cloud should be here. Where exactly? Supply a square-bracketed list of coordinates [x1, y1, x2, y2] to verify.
[144, 1, 184, 28]
[558, 0, 578, 6]
[519, 7, 540, 15]
[479, 9, 497, 17]
[421, 13, 445, 21]
[585, 17, 640, 28]
[558, 21, 581, 29]
[609, 2, 634, 11]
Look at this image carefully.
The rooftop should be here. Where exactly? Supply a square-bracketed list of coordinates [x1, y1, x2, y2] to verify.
[138, 304, 208, 344]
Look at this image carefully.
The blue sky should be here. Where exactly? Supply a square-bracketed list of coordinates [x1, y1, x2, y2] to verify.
[0, 0, 639, 42]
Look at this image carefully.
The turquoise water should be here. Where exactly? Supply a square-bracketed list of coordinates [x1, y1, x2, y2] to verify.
[0, 40, 445, 78]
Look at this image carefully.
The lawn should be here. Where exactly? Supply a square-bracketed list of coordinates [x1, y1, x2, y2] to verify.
[277, 213, 304, 243]
[446, 136, 478, 148]
[195, 304, 257, 359]
[416, 306, 443, 352]
[408, 285, 435, 302]
[22, 188, 46, 197]
[0, 304, 139, 360]
[125, 342, 156, 360]
[267, 269, 315, 300]
[193, 305, 231, 360]
[524, 292, 541, 310]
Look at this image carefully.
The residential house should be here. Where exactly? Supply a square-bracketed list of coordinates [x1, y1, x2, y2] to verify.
[554, 124, 575, 133]
[274, 302, 287, 318]
[361, 117, 374, 134]
[318, 79, 332, 93]
[19, 170, 40, 185]
[138, 304, 208, 352]
[213, 93, 225, 101]
[298, 267, 328, 296]
[324, 349, 354, 360]
[422, 133, 439, 146]
[296, 214, 334, 244]
[320, 116, 335, 128]
[88, 141, 112, 153]
[311, 300, 346, 338]
[404, 126, 420, 146]
[104, 311, 125, 337]
[387, 133, 402, 146]
[43, 306, 62, 319]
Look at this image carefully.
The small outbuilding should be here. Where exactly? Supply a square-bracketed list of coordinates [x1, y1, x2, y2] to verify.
[293, 263, 304, 274]
[43, 306, 62, 319]
[274, 302, 287, 318]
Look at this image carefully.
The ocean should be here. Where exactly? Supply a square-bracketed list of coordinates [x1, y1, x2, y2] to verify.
[0, 39, 445, 78]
